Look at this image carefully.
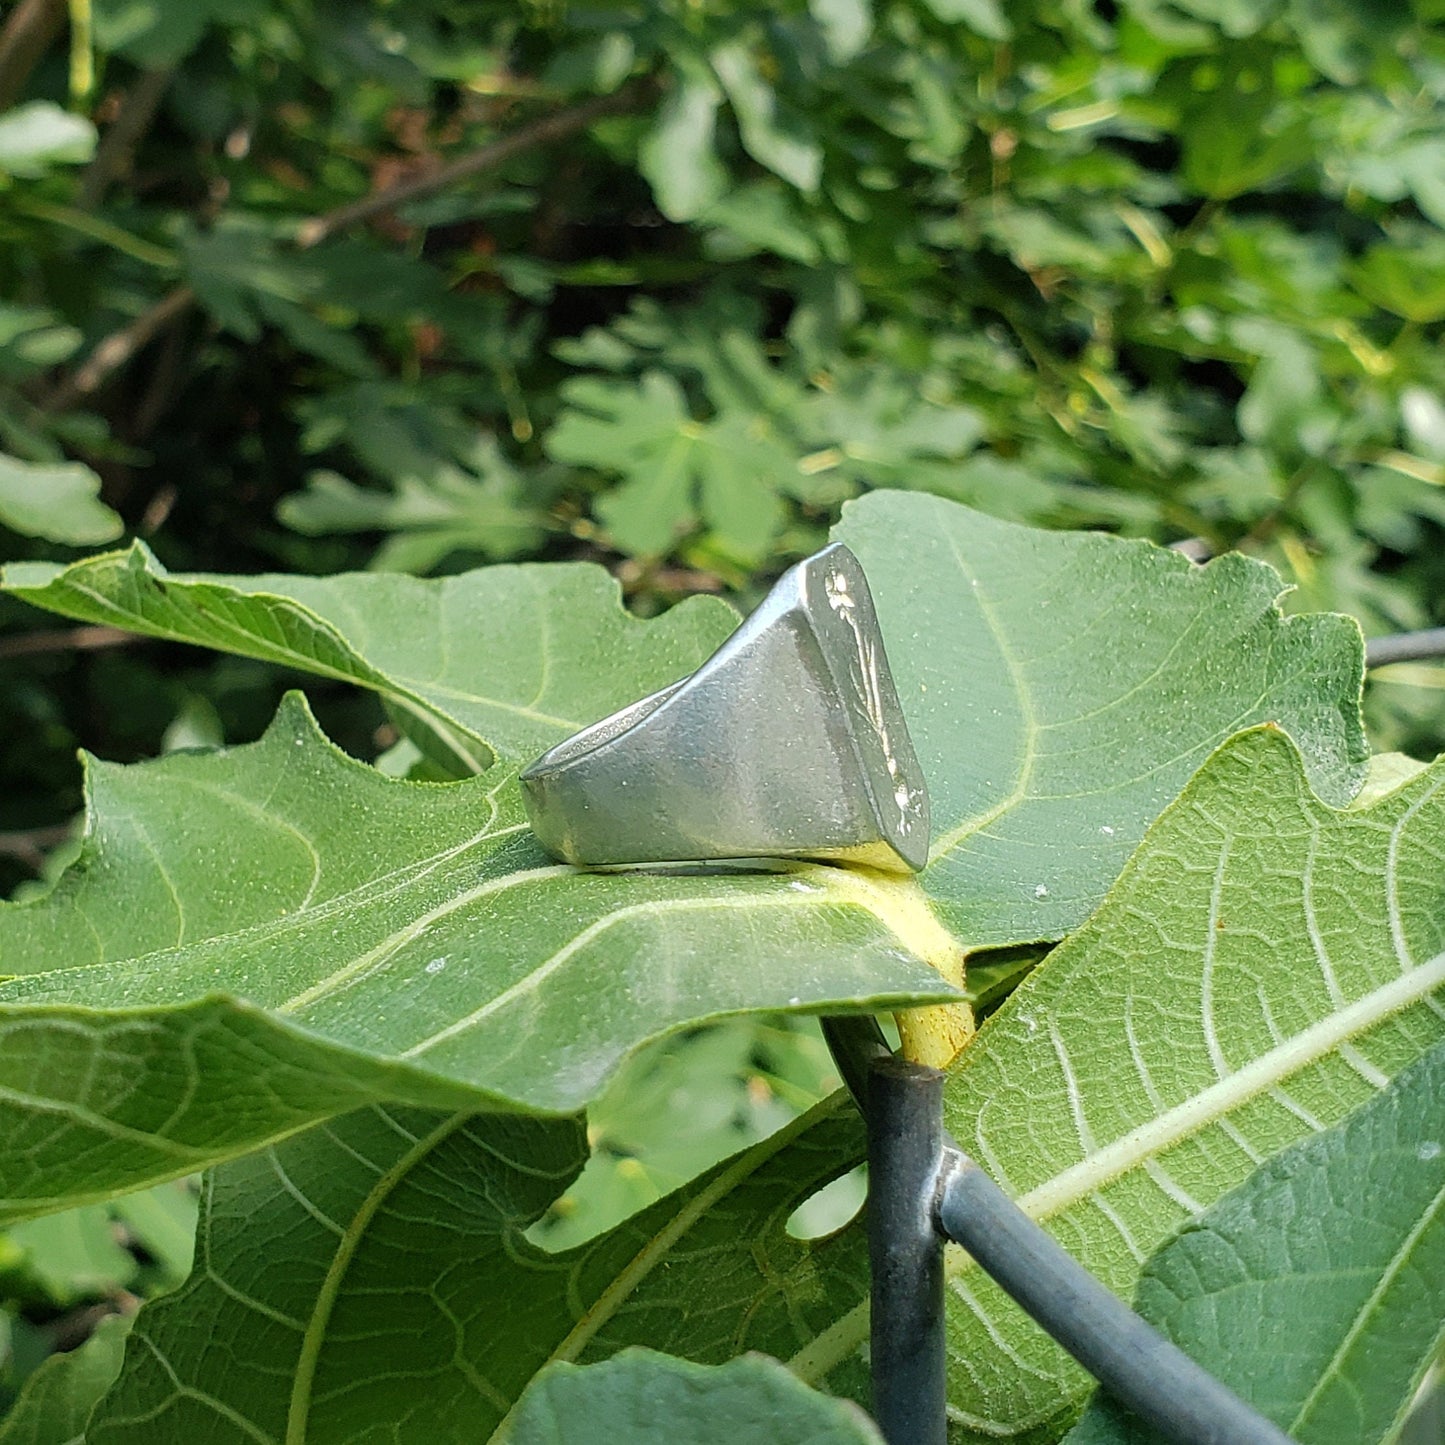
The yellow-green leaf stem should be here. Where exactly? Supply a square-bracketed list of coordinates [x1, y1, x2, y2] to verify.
[67, 0, 93, 104]
[796, 862, 975, 1067]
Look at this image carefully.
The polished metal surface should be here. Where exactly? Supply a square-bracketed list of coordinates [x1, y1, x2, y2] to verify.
[520, 541, 930, 872]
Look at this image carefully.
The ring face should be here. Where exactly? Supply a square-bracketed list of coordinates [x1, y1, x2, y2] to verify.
[520, 542, 931, 873]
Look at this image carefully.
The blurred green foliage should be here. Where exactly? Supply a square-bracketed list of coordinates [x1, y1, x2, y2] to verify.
[1, 0, 1444, 1404]
[0, 1179, 194, 1417]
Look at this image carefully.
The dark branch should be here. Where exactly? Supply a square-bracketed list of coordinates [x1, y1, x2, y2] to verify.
[1366, 628, 1445, 669]
[41, 284, 197, 413]
[295, 81, 654, 248]
[0, 0, 65, 111]
[78, 66, 175, 211]
[0, 625, 143, 659]
[46, 79, 658, 410]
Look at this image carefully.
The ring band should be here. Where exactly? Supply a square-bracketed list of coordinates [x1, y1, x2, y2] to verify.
[520, 542, 930, 873]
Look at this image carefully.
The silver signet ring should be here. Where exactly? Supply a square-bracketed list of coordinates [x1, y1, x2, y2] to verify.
[519, 543, 930, 874]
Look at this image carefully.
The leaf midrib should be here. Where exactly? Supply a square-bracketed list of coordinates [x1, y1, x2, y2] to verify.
[927, 541, 1037, 866]
[287, 1111, 476, 1445]
[1289, 1170, 1445, 1437]
[278, 848, 562, 1016]
[0, 817, 528, 999]
[399, 890, 850, 1059]
[1009, 949, 1445, 1223]
[921, 550, 1346, 873]
[486, 1091, 858, 1442]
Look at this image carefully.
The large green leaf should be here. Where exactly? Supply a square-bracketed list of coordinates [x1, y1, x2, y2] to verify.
[835, 492, 1367, 946]
[913, 726, 1443, 1441]
[81, 726, 1445, 1444]
[0, 696, 953, 1221]
[4, 492, 1368, 951]
[1064, 1037, 1445, 1445]
[83, 1096, 872, 1443]
[1, 543, 740, 773]
[500, 1350, 885, 1445]
[0, 491, 1374, 1222]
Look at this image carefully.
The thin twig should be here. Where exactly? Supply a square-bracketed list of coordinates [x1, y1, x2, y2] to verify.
[615, 559, 726, 594]
[0, 823, 72, 871]
[46, 79, 657, 410]
[1366, 628, 1445, 669]
[132, 308, 192, 440]
[0, 624, 142, 659]
[0, 0, 65, 111]
[294, 81, 653, 248]
[1168, 537, 1211, 563]
[41, 284, 196, 412]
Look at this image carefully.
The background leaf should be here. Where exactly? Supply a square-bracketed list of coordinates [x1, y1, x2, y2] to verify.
[1063, 1036, 1445, 1445]
[500, 1349, 885, 1445]
[0, 455, 122, 546]
[4, 1209, 135, 1304]
[836, 492, 1368, 946]
[0, 1314, 130, 1445]
[545, 371, 794, 562]
[639, 72, 729, 223]
[83, 1097, 873, 1443]
[710, 43, 822, 193]
[530, 1017, 842, 1250]
[0, 105, 95, 179]
[277, 430, 551, 576]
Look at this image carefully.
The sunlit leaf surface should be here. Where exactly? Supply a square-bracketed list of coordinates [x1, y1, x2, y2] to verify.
[0, 697, 952, 1219]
